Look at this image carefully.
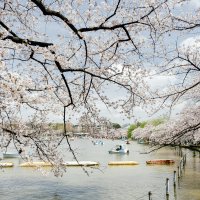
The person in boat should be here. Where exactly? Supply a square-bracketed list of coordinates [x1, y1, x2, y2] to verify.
[19, 149, 23, 154]
[116, 145, 122, 151]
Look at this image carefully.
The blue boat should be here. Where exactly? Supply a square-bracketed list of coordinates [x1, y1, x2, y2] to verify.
[3, 153, 19, 158]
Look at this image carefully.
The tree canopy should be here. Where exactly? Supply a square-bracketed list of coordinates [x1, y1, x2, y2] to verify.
[128, 117, 165, 138]
[1, 0, 200, 175]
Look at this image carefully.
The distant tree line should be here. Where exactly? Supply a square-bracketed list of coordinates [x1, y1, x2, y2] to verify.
[127, 117, 167, 139]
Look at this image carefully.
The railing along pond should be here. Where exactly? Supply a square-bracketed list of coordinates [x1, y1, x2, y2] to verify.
[147, 148, 187, 200]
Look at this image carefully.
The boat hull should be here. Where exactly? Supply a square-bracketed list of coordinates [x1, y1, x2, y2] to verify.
[3, 153, 19, 158]
[108, 150, 129, 154]
[108, 161, 139, 165]
[0, 162, 14, 167]
[146, 159, 175, 165]
[20, 161, 99, 167]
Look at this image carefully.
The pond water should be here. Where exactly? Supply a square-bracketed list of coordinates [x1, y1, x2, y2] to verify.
[0, 139, 199, 200]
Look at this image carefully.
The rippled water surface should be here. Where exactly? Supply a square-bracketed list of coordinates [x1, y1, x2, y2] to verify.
[0, 139, 199, 200]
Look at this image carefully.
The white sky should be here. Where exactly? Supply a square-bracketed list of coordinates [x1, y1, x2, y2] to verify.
[191, 0, 200, 7]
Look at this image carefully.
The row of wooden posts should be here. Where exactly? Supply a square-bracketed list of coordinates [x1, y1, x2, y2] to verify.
[147, 153, 187, 200]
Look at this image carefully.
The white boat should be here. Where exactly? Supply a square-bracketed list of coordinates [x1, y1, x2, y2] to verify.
[108, 144, 129, 154]
[63, 161, 99, 167]
[0, 162, 14, 167]
[3, 153, 19, 158]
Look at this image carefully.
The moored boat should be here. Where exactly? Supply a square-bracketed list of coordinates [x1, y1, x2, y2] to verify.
[108, 161, 139, 166]
[3, 153, 19, 158]
[0, 162, 14, 167]
[20, 161, 51, 167]
[146, 159, 175, 165]
[63, 161, 99, 167]
[20, 161, 99, 167]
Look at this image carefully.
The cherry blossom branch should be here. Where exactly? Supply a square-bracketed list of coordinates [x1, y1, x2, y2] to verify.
[145, 122, 200, 153]
[0, 20, 53, 47]
[78, 1, 167, 32]
[100, 0, 121, 26]
[30, 0, 82, 39]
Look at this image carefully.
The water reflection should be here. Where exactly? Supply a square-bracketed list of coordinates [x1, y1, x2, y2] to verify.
[52, 193, 61, 200]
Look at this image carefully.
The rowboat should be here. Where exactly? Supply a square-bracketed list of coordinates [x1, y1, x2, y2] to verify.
[146, 159, 175, 165]
[3, 153, 19, 158]
[126, 140, 130, 144]
[92, 140, 104, 145]
[108, 161, 139, 166]
[0, 162, 14, 167]
[63, 161, 99, 167]
[20, 161, 99, 167]
[20, 162, 51, 167]
[137, 139, 148, 144]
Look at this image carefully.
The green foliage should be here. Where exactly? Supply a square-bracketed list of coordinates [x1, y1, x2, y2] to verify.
[139, 121, 147, 128]
[127, 117, 167, 138]
[150, 118, 166, 126]
[127, 121, 146, 138]
[112, 123, 121, 129]
[127, 124, 138, 138]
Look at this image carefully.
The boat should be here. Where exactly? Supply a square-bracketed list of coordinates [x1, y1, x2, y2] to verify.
[20, 161, 99, 167]
[121, 136, 127, 141]
[3, 153, 19, 158]
[0, 162, 14, 167]
[126, 140, 130, 144]
[146, 159, 175, 165]
[108, 144, 129, 154]
[137, 139, 148, 144]
[63, 161, 99, 167]
[20, 161, 52, 167]
[108, 161, 139, 166]
[92, 140, 104, 145]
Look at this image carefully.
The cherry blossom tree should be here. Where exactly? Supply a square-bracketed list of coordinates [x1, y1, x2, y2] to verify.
[132, 105, 200, 152]
[0, 0, 200, 175]
[138, 2, 200, 151]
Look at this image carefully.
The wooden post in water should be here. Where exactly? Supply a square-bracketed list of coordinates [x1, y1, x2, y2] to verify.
[184, 154, 186, 165]
[182, 155, 185, 167]
[174, 184, 177, 200]
[183, 154, 186, 167]
[148, 191, 152, 200]
[178, 147, 183, 157]
[179, 160, 182, 175]
[177, 166, 180, 178]
[173, 171, 176, 186]
[166, 178, 169, 196]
